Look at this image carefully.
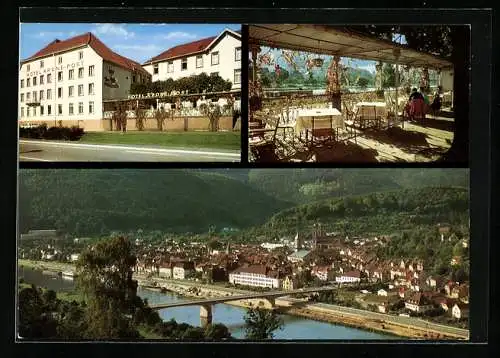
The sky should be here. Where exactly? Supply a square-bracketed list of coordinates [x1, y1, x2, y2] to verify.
[19, 23, 241, 64]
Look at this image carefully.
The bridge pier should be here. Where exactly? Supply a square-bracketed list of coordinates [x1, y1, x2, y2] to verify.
[266, 297, 275, 308]
[200, 304, 213, 327]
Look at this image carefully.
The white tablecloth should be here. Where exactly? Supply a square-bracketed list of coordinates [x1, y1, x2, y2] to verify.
[355, 102, 387, 119]
[295, 108, 343, 133]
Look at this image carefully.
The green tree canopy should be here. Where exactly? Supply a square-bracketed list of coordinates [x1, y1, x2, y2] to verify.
[244, 307, 283, 340]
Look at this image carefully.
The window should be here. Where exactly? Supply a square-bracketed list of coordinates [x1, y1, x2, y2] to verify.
[58, 87, 63, 98]
[69, 69, 74, 80]
[79, 51, 83, 60]
[26, 92, 31, 101]
[27, 107, 30, 117]
[20, 79, 24, 88]
[20, 107, 24, 117]
[58, 71, 63, 81]
[181, 58, 187, 71]
[78, 102, 84, 114]
[47, 74, 52, 83]
[68, 86, 74, 97]
[78, 84, 84, 96]
[27, 64, 30, 71]
[89, 65, 94, 77]
[89, 101, 94, 114]
[153, 64, 159, 74]
[33, 77, 37, 86]
[33, 106, 37, 117]
[40, 75, 44, 85]
[40, 90, 44, 101]
[69, 103, 74, 115]
[40, 106, 44, 115]
[58, 104, 63, 115]
[167, 61, 173, 73]
[47, 105, 51, 115]
[47, 89, 52, 100]
[78, 67, 84, 78]
[27, 78, 30, 87]
[235, 47, 241, 61]
[20, 93, 24, 102]
[234, 69, 241, 84]
[196, 55, 203, 68]
[32, 91, 37, 102]
[132, 75, 136, 83]
[58, 56, 62, 64]
[40, 60, 44, 68]
[211, 52, 219, 65]
[88, 83, 94, 95]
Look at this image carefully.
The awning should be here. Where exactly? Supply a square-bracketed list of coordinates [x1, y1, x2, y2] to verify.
[249, 24, 453, 69]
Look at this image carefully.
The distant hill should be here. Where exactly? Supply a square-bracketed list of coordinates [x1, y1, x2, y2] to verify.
[247, 168, 469, 204]
[18, 169, 290, 236]
[253, 187, 469, 237]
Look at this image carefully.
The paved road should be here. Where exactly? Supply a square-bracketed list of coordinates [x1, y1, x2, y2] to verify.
[312, 302, 469, 339]
[19, 140, 241, 162]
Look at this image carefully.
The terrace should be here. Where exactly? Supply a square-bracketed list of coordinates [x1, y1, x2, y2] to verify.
[248, 25, 455, 163]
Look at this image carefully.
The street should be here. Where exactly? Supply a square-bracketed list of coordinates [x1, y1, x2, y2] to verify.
[19, 140, 241, 162]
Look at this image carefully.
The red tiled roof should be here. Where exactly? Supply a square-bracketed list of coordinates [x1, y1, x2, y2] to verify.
[22, 32, 150, 77]
[144, 29, 241, 65]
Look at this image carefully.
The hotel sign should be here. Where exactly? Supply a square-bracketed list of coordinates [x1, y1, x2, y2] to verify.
[127, 92, 176, 100]
[25, 61, 84, 77]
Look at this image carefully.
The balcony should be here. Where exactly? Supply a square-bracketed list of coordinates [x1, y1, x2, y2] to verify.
[26, 101, 41, 107]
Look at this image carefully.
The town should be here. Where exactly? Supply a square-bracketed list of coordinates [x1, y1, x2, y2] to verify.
[19, 220, 470, 332]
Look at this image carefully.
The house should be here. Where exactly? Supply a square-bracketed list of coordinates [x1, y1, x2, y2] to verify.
[452, 302, 469, 319]
[433, 296, 456, 312]
[172, 261, 195, 280]
[282, 275, 300, 291]
[287, 250, 312, 263]
[70, 253, 80, 262]
[312, 266, 335, 281]
[444, 281, 458, 296]
[143, 28, 241, 90]
[335, 270, 362, 284]
[377, 289, 388, 296]
[450, 256, 462, 266]
[229, 264, 281, 289]
[404, 292, 433, 313]
[159, 262, 173, 278]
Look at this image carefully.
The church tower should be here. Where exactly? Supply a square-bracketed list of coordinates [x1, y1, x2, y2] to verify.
[225, 242, 230, 255]
[294, 232, 302, 251]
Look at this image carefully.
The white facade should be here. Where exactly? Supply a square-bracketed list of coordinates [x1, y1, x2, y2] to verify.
[143, 29, 241, 90]
[229, 271, 280, 289]
[335, 274, 361, 283]
[173, 266, 193, 280]
[159, 266, 173, 278]
[19, 39, 150, 124]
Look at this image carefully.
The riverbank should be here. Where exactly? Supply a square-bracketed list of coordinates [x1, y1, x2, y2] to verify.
[18, 259, 468, 340]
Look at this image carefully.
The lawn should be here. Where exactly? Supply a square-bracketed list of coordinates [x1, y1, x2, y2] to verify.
[79, 131, 241, 150]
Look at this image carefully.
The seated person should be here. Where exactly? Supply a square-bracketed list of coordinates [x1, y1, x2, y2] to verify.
[409, 88, 424, 101]
[420, 87, 431, 106]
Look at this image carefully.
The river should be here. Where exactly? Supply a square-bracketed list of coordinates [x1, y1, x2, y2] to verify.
[18, 267, 396, 340]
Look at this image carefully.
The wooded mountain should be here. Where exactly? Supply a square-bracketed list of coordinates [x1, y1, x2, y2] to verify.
[18, 169, 289, 236]
[18, 169, 469, 238]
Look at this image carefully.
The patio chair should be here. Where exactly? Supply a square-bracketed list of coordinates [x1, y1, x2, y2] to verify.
[357, 105, 379, 130]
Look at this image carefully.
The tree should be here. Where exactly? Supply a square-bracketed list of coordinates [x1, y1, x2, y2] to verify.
[134, 106, 148, 131]
[204, 323, 232, 340]
[154, 107, 169, 131]
[357, 77, 369, 89]
[76, 236, 140, 339]
[382, 64, 396, 88]
[243, 307, 283, 340]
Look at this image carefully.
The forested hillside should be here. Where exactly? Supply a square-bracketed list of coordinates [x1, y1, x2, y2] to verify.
[18, 169, 289, 236]
[246, 169, 469, 204]
[242, 187, 469, 239]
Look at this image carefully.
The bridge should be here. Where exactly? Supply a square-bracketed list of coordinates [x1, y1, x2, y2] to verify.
[150, 285, 336, 326]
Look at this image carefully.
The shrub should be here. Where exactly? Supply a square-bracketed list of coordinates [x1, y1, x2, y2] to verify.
[19, 124, 84, 141]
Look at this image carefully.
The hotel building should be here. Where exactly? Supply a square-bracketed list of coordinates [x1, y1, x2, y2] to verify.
[19, 32, 151, 130]
[142, 28, 241, 90]
[229, 265, 281, 289]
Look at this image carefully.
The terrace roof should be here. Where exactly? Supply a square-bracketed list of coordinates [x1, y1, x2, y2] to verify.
[249, 24, 453, 69]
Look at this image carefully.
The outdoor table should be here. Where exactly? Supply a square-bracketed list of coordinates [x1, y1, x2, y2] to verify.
[294, 108, 343, 144]
[355, 102, 387, 129]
